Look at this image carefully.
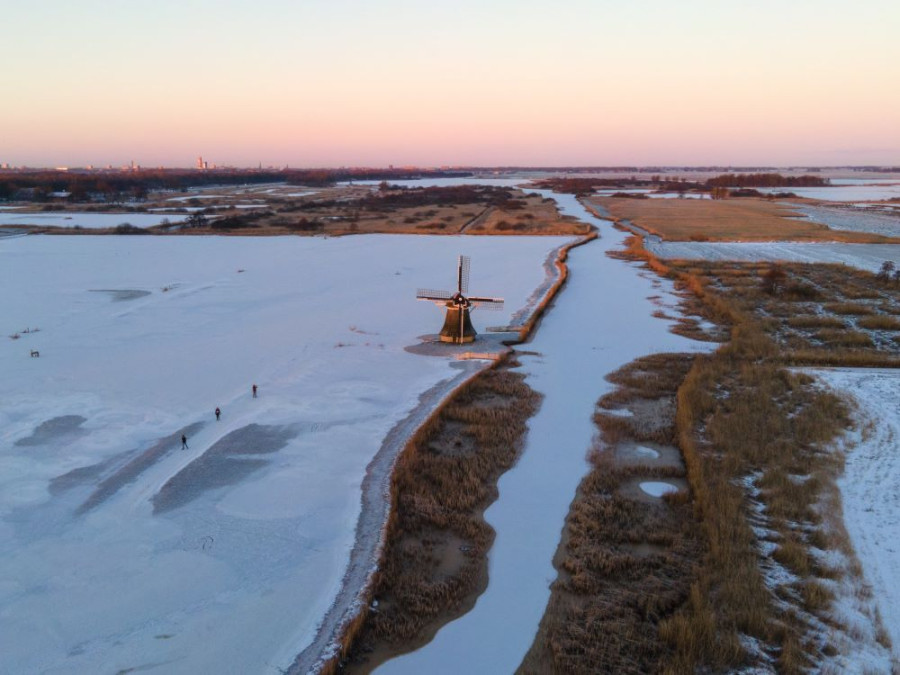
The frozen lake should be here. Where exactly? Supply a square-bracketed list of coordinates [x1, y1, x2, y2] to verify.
[0, 233, 570, 674]
[0, 211, 190, 229]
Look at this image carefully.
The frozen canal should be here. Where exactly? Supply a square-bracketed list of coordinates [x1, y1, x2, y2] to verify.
[379, 191, 712, 673]
[0, 233, 570, 674]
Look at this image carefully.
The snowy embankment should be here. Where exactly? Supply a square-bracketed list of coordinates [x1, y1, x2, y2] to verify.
[813, 368, 900, 661]
[0, 233, 571, 674]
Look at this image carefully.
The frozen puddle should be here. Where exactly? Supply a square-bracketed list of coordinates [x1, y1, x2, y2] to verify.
[378, 190, 713, 674]
[634, 445, 660, 459]
[640, 481, 679, 497]
[0, 233, 571, 674]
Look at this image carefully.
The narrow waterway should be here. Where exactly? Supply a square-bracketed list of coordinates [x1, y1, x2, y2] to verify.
[377, 190, 712, 673]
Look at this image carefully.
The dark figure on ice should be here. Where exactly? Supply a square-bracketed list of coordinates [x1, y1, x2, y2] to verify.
[215, 407, 221, 421]
[181, 434, 188, 450]
[252, 384, 257, 398]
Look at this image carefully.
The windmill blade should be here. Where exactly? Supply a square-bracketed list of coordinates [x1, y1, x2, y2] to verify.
[470, 299, 505, 311]
[459, 303, 465, 343]
[458, 255, 471, 295]
[417, 288, 453, 301]
[469, 295, 504, 305]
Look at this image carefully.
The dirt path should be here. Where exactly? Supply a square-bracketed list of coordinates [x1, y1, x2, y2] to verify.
[457, 206, 494, 233]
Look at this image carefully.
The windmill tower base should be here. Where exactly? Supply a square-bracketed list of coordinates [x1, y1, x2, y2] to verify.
[440, 306, 477, 343]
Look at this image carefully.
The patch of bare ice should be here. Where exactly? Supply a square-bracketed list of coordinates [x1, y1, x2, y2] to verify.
[639, 481, 677, 497]
[634, 445, 659, 459]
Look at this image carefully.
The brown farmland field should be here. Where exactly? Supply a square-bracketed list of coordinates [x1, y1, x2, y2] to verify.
[592, 196, 900, 243]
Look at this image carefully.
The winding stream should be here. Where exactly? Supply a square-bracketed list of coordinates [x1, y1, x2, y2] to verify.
[376, 188, 712, 673]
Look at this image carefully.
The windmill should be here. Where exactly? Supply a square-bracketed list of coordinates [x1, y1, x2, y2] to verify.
[417, 255, 504, 343]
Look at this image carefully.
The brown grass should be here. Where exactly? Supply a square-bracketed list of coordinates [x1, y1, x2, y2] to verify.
[815, 329, 874, 348]
[857, 315, 900, 331]
[787, 316, 846, 329]
[592, 196, 900, 243]
[467, 193, 591, 236]
[824, 302, 875, 316]
[520, 353, 700, 674]
[604, 233, 885, 671]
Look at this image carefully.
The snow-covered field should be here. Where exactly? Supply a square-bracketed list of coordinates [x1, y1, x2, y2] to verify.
[0, 211, 191, 229]
[645, 239, 900, 272]
[759, 184, 900, 201]
[793, 204, 900, 238]
[0, 233, 570, 674]
[813, 368, 900, 662]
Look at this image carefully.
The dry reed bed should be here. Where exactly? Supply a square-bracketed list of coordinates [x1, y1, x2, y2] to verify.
[338, 359, 541, 672]
[615, 232, 898, 671]
[519, 353, 700, 674]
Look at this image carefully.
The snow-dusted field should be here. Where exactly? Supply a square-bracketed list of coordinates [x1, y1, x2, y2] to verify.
[814, 368, 900, 661]
[794, 204, 900, 238]
[759, 184, 900, 201]
[0, 211, 190, 229]
[0, 233, 570, 674]
[645, 239, 900, 272]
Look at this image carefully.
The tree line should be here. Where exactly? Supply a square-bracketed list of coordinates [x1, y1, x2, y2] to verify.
[0, 168, 472, 202]
[706, 173, 830, 188]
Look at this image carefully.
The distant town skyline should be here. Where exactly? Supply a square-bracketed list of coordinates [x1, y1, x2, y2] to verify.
[4, 0, 899, 168]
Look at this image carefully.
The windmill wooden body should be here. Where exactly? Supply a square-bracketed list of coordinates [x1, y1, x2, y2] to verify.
[417, 255, 504, 343]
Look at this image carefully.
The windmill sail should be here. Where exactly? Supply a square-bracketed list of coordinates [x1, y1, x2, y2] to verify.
[417, 288, 454, 304]
[469, 297, 504, 311]
[458, 255, 470, 295]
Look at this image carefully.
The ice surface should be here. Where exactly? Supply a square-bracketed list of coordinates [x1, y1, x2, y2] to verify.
[0, 211, 190, 228]
[640, 481, 678, 497]
[635, 445, 660, 459]
[0, 233, 569, 674]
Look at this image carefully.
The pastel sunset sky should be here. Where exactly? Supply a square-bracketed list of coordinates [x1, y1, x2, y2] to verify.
[4, 0, 899, 167]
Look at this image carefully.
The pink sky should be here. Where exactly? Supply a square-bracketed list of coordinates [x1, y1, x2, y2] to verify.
[3, 1, 899, 167]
